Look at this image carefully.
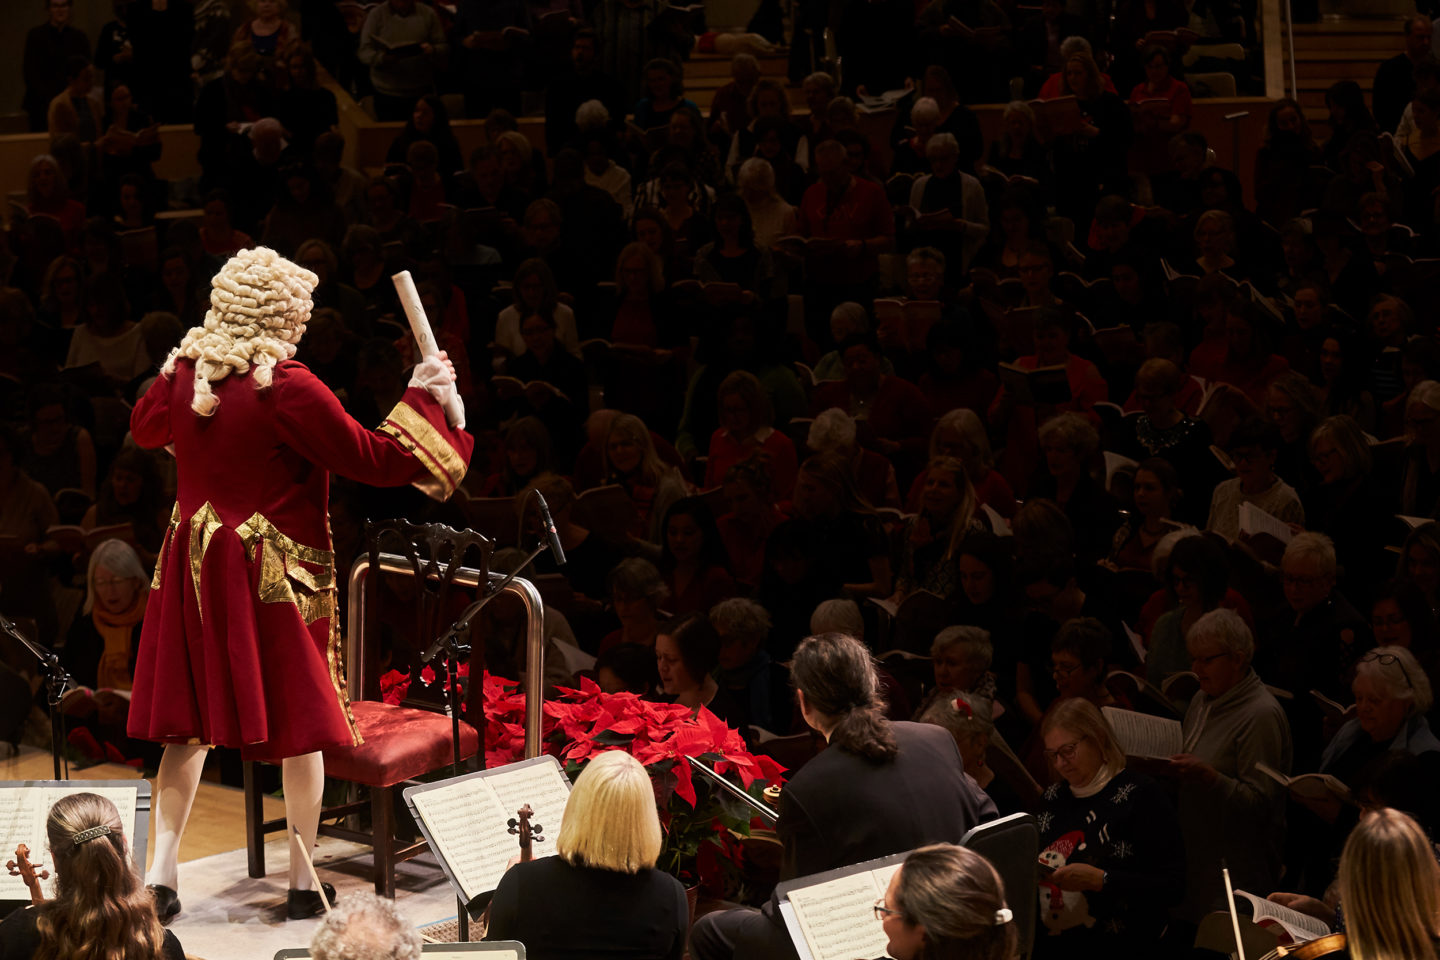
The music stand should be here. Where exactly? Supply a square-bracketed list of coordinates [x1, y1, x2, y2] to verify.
[1, 615, 72, 779]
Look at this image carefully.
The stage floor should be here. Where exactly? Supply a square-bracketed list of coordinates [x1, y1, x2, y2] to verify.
[2, 746, 464, 960]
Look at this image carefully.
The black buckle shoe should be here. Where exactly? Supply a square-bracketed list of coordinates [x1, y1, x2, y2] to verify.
[286, 882, 336, 920]
[148, 884, 181, 925]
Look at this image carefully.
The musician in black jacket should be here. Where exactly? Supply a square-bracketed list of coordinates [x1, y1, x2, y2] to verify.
[689, 632, 997, 960]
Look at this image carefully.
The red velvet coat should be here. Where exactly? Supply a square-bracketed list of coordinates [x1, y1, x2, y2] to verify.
[127, 359, 473, 760]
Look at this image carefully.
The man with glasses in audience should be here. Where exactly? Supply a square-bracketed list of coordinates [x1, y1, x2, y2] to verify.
[1167, 608, 1291, 938]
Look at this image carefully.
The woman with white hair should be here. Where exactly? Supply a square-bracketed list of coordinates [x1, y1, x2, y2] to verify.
[736, 155, 797, 249]
[906, 132, 989, 279]
[913, 626, 995, 718]
[811, 302, 892, 383]
[486, 750, 688, 959]
[68, 540, 148, 685]
[806, 407, 902, 509]
[1171, 608, 1292, 925]
[891, 97, 942, 175]
[60, 539, 150, 761]
[1279, 643, 1440, 897]
[1320, 646, 1440, 799]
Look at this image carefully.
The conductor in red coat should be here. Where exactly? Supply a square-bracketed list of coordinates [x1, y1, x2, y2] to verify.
[126, 247, 473, 921]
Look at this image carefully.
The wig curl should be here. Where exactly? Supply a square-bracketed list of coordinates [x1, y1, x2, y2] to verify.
[161, 247, 319, 415]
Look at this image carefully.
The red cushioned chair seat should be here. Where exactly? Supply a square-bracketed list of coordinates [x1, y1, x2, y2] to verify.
[323, 701, 479, 788]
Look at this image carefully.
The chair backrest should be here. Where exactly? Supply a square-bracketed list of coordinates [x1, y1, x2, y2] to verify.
[961, 812, 1039, 960]
[362, 520, 495, 719]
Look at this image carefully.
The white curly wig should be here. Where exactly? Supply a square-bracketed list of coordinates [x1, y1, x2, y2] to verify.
[161, 247, 319, 416]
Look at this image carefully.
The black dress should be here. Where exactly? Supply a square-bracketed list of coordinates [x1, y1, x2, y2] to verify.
[486, 857, 688, 960]
[0, 905, 185, 960]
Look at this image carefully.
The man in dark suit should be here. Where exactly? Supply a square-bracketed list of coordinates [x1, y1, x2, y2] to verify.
[1374, 15, 1434, 133]
[689, 634, 996, 960]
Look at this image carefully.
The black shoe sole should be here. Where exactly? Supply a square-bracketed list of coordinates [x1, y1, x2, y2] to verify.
[148, 884, 181, 926]
[286, 882, 336, 920]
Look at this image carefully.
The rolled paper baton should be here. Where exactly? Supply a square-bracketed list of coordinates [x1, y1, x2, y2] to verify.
[392, 269, 464, 425]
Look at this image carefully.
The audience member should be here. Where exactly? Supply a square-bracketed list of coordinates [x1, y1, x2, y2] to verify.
[310, 893, 421, 960]
[487, 750, 688, 959]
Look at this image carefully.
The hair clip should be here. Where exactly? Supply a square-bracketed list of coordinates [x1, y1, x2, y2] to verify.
[952, 696, 973, 718]
[72, 824, 112, 845]
[993, 907, 1013, 925]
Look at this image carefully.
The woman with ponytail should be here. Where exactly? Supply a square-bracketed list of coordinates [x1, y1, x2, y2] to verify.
[877, 844, 1017, 960]
[690, 632, 996, 960]
[0, 792, 184, 959]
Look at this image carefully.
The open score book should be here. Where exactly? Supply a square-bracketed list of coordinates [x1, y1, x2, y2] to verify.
[777, 851, 912, 960]
[1101, 707, 1183, 759]
[403, 757, 572, 907]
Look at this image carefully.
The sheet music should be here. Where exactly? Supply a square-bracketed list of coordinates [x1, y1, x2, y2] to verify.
[1235, 890, 1331, 942]
[0, 785, 142, 900]
[1122, 621, 1146, 665]
[787, 870, 891, 960]
[408, 759, 573, 902]
[485, 762, 572, 861]
[1102, 707, 1182, 759]
[410, 779, 513, 900]
[1238, 502, 1294, 544]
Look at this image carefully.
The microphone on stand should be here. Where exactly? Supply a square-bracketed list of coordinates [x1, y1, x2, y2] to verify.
[534, 492, 567, 566]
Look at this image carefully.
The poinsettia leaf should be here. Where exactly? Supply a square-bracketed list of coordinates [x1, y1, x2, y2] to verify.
[672, 757, 697, 807]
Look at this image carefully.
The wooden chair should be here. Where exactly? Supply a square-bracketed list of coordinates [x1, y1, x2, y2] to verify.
[243, 520, 494, 896]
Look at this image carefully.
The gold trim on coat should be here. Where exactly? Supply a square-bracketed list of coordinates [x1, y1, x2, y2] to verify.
[378, 400, 466, 500]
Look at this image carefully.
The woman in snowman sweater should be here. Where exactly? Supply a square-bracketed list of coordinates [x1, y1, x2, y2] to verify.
[1035, 697, 1185, 956]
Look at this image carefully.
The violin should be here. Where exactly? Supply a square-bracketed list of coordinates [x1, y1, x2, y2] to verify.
[506, 804, 544, 864]
[6, 844, 49, 905]
[1260, 933, 1348, 960]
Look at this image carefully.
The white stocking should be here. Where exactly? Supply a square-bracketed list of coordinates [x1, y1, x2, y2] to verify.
[282, 751, 325, 891]
[151, 743, 208, 891]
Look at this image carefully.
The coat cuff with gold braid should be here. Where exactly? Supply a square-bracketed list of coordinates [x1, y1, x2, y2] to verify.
[378, 393, 468, 501]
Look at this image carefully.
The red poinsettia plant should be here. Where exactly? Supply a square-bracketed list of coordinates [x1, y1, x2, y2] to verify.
[382, 667, 787, 890]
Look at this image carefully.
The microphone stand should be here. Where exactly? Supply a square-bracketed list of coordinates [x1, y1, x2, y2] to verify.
[422, 494, 563, 941]
[1, 616, 70, 780]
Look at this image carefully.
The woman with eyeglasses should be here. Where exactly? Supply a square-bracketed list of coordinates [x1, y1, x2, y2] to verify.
[1283, 645, 1440, 897]
[1034, 698, 1183, 954]
[872, 844, 1017, 960]
[1317, 647, 1439, 814]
